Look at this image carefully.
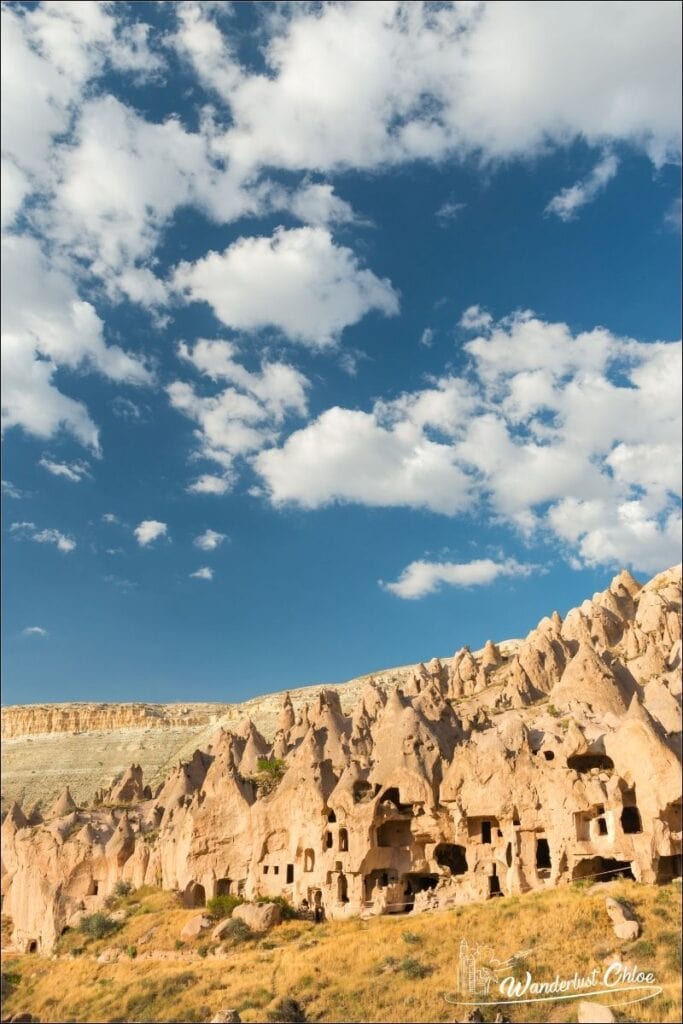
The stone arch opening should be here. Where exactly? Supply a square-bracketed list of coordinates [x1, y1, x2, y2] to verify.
[27, 939, 38, 953]
[353, 781, 377, 803]
[339, 828, 349, 852]
[488, 867, 502, 898]
[337, 873, 349, 903]
[327, 810, 337, 823]
[304, 849, 315, 872]
[325, 830, 334, 849]
[434, 843, 468, 876]
[567, 753, 614, 772]
[216, 877, 232, 897]
[656, 854, 682, 883]
[185, 881, 206, 908]
[543, 750, 555, 761]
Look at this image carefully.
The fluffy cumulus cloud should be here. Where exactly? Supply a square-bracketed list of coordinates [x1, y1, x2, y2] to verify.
[384, 558, 535, 600]
[173, 227, 398, 348]
[134, 520, 167, 547]
[194, 528, 226, 551]
[255, 311, 682, 577]
[169, 339, 310, 491]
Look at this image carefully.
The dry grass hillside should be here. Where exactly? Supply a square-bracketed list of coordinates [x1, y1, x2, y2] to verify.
[1, 878, 680, 1023]
[0, 657, 457, 813]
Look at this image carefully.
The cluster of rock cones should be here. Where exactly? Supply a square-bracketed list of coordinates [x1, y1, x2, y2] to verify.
[2, 566, 681, 954]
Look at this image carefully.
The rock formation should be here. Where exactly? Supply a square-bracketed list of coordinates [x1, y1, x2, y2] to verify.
[2, 566, 681, 954]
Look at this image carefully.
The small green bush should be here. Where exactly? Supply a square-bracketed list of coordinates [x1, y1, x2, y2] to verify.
[126, 945, 137, 959]
[256, 757, 286, 778]
[206, 894, 245, 919]
[114, 880, 132, 898]
[160, 971, 197, 997]
[402, 930, 422, 945]
[400, 956, 432, 979]
[197, 943, 209, 958]
[174, 938, 185, 950]
[78, 912, 119, 940]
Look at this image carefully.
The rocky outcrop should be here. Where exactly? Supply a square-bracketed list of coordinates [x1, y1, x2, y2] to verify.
[2, 566, 680, 954]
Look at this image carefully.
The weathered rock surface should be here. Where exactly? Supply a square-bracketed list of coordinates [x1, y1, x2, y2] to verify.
[180, 915, 211, 940]
[577, 1001, 615, 1022]
[2, 566, 680, 955]
[605, 896, 641, 939]
[232, 902, 282, 932]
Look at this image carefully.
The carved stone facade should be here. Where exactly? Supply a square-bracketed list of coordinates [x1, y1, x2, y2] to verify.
[2, 566, 681, 953]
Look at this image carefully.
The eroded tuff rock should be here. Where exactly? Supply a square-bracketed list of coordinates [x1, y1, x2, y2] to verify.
[2, 566, 681, 954]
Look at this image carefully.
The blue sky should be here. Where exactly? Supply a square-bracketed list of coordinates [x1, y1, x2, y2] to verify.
[2, 1, 681, 705]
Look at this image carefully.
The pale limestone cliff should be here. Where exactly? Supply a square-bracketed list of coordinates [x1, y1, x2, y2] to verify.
[2, 566, 680, 954]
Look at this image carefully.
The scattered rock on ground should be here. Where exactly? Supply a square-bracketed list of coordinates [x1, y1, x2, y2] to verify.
[210, 1011, 242, 1024]
[232, 902, 282, 932]
[605, 897, 640, 940]
[181, 914, 212, 940]
[577, 1001, 615, 1022]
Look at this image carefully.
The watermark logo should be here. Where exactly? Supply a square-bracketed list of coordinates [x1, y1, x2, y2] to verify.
[444, 938, 662, 1010]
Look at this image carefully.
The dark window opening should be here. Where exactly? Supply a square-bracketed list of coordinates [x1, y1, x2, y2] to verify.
[597, 817, 608, 836]
[216, 877, 232, 896]
[656, 854, 682, 883]
[286, 864, 294, 884]
[237, 879, 246, 896]
[353, 780, 377, 803]
[325, 831, 333, 849]
[571, 857, 634, 882]
[505, 843, 513, 868]
[263, 865, 269, 874]
[327, 810, 337, 823]
[337, 873, 349, 903]
[339, 828, 349, 852]
[621, 805, 642, 834]
[536, 837, 551, 872]
[488, 870, 502, 898]
[27, 940, 38, 953]
[434, 843, 468, 876]
[567, 754, 614, 772]
[513, 816, 520, 827]
[273, 865, 279, 875]
[481, 820, 492, 844]
[543, 751, 555, 761]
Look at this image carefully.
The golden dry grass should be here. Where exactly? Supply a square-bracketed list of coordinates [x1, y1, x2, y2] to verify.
[1, 880, 680, 1023]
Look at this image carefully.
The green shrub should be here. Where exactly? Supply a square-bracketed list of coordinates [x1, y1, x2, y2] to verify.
[402, 930, 422, 945]
[197, 943, 209, 958]
[114, 880, 132, 898]
[78, 912, 119, 940]
[126, 945, 137, 959]
[255, 895, 297, 920]
[206, 894, 245, 919]
[174, 938, 185, 950]
[400, 956, 432, 979]
[256, 757, 286, 778]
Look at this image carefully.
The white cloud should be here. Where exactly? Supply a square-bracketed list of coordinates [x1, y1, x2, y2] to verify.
[460, 304, 494, 332]
[22, 625, 49, 638]
[102, 512, 119, 524]
[169, 339, 310, 486]
[255, 406, 473, 514]
[173, 226, 399, 348]
[1, 234, 151, 450]
[665, 196, 682, 231]
[545, 151, 619, 221]
[254, 310, 682, 574]
[134, 520, 167, 546]
[194, 528, 226, 551]
[196, 1, 680, 175]
[10, 521, 76, 553]
[111, 396, 148, 422]
[2, 480, 24, 499]
[190, 566, 214, 580]
[436, 200, 466, 224]
[187, 474, 233, 496]
[286, 182, 359, 227]
[39, 457, 91, 483]
[419, 327, 434, 348]
[384, 557, 535, 600]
